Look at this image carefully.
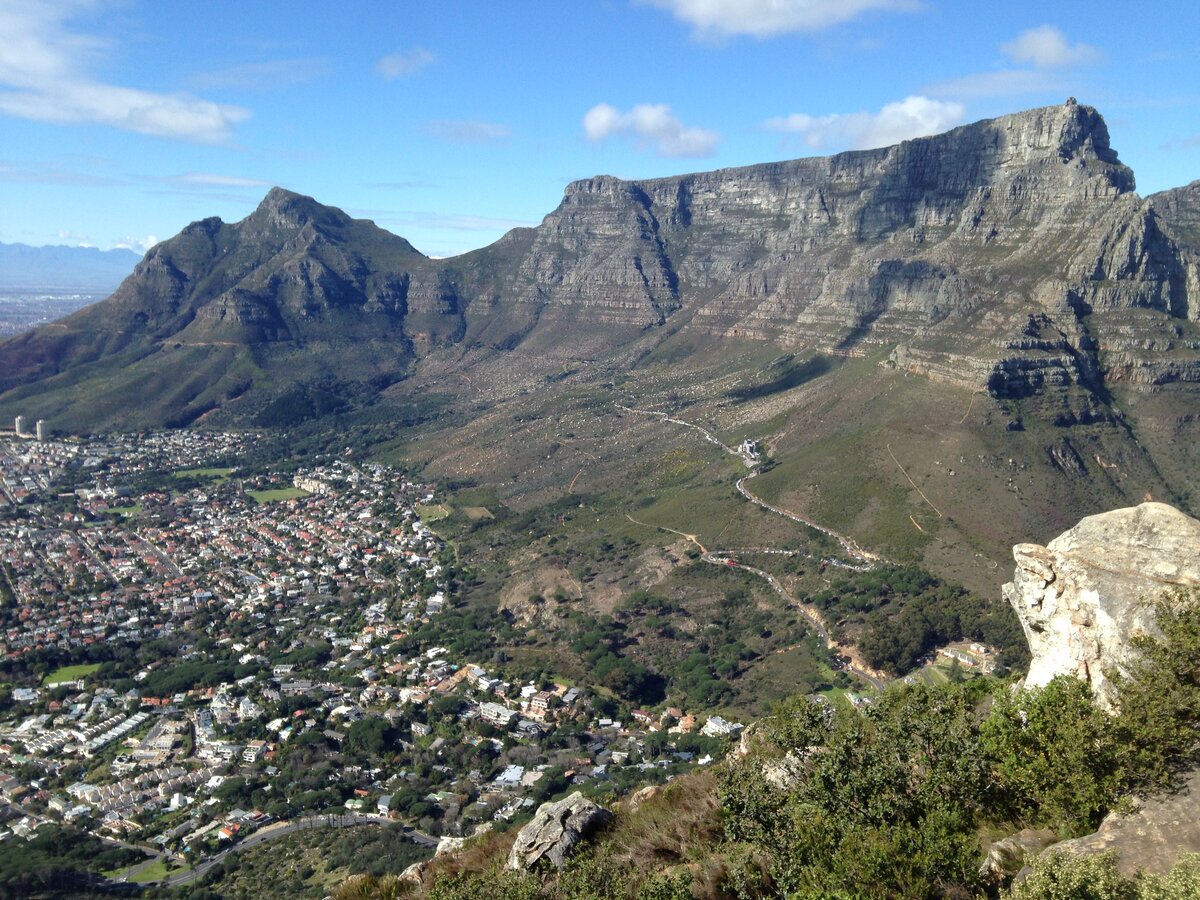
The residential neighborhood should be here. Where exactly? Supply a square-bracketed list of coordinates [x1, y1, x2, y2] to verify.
[0, 431, 735, 884]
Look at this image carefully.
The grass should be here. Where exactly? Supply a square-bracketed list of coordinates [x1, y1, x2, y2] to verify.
[416, 502, 451, 521]
[43, 662, 102, 684]
[173, 466, 235, 481]
[129, 858, 187, 883]
[249, 487, 310, 504]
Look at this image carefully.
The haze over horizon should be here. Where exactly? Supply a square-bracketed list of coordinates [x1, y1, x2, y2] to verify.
[1, 0, 1197, 260]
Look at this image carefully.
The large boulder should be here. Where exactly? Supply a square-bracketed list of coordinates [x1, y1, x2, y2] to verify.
[1003, 502, 1200, 707]
[1052, 767, 1200, 876]
[506, 791, 612, 870]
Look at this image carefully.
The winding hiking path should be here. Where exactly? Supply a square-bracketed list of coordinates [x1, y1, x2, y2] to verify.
[617, 403, 889, 689]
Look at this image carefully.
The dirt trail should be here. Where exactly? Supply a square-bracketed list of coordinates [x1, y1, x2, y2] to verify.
[618, 402, 889, 688]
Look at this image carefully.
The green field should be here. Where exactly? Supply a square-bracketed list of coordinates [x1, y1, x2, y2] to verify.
[416, 502, 451, 521]
[173, 466, 235, 481]
[249, 487, 310, 504]
[125, 857, 187, 883]
[43, 662, 102, 685]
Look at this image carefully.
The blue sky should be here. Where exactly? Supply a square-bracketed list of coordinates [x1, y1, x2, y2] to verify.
[1, 0, 1197, 259]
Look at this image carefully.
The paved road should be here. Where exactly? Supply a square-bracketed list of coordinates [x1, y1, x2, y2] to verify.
[160, 812, 435, 888]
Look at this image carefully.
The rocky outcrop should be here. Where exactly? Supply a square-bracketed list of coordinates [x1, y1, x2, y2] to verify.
[4, 103, 1200, 435]
[506, 791, 612, 870]
[1003, 502, 1200, 706]
[435, 835, 467, 857]
[1053, 766, 1200, 877]
[979, 828, 1058, 884]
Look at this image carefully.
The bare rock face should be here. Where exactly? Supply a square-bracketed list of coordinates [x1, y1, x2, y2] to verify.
[1053, 767, 1200, 876]
[979, 828, 1058, 884]
[506, 791, 612, 870]
[435, 835, 467, 857]
[1003, 501, 1200, 705]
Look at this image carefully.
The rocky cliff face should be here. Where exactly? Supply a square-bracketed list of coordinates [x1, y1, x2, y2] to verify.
[1003, 502, 1200, 706]
[1, 103, 1199, 435]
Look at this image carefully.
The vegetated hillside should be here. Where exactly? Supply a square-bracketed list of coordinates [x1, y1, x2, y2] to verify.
[0, 188, 430, 428]
[337, 586, 1200, 900]
[2, 102, 1198, 588]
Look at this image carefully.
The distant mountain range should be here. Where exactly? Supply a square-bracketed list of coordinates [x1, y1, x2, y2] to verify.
[0, 102, 1197, 575]
[0, 241, 142, 291]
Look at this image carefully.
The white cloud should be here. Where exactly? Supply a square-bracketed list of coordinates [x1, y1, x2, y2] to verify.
[375, 47, 435, 79]
[583, 102, 719, 157]
[765, 95, 965, 151]
[1001, 25, 1101, 69]
[924, 69, 1060, 99]
[0, 2, 250, 143]
[56, 229, 94, 247]
[420, 120, 511, 145]
[641, 0, 918, 38]
[112, 234, 158, 253]
[166, 173, 270, 188]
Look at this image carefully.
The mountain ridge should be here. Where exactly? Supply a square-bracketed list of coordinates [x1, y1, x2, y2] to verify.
[1, 102, 1198, 578]
[0, 241, 142, 291]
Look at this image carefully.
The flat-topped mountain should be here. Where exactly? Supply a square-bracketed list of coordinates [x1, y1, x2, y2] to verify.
[1, 103, 1197, 575]
[3, 102, 1196, 426]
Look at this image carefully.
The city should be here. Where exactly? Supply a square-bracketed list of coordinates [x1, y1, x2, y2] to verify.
[0, 426, 731, 887]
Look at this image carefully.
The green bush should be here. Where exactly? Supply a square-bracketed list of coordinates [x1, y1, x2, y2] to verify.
[1005, 851, 1200, 900]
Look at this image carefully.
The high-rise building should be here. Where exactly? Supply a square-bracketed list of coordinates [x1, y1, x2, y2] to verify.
[14, 415, 26, 437]
[35, 420, 46, 441]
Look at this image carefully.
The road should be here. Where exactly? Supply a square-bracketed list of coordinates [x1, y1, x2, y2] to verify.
[701, 552, 888, 691]
[159, 811, 436, 888]
[735, 472, 880, 570]
[618, 402, 889, 690]
[132, 531, 184, 578]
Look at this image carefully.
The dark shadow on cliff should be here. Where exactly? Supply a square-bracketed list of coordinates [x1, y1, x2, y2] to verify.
[728, 354, 834, 403]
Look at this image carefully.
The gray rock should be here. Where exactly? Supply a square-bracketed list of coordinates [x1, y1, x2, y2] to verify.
[1053, 767, 1200, 876]
[399, 860, 426, 886]
[1003, 501, 1200, 707]
[979, 828, 1058, 884]
[506, 791, 612, 870]
[435, 835, 467, 857]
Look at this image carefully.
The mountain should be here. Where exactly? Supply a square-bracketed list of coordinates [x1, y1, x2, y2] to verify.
[1, 102, 1197, 578]
[0, 241, 141, 291]
[0, 188, 429, 427]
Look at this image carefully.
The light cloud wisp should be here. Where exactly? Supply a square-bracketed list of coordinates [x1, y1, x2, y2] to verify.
[0, 2, 249, 142]
[375, 47, 435, 79]
[641, 0, 918, 38]
[1001, 25, 1101, 69]
[420, 120, 512, 145]
[765, 95, 965, 151]
[583, 103, 719, 157]
[165, 173, 270, 189]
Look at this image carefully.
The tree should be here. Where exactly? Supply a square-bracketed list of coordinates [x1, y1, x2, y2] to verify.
[346, 718, 392, 760]
[981, 676, 1122, 836]
[1113, 588, 1200, 793]
[721, 682, 988, 896]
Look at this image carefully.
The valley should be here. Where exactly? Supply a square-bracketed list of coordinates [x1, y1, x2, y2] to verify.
[0, 101, 1198, 896]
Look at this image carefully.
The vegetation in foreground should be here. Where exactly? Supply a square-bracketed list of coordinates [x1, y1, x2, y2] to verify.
[350, 588, 1200, 899]
[0, 825, 142, 899]
[181, 824, 431, 900]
